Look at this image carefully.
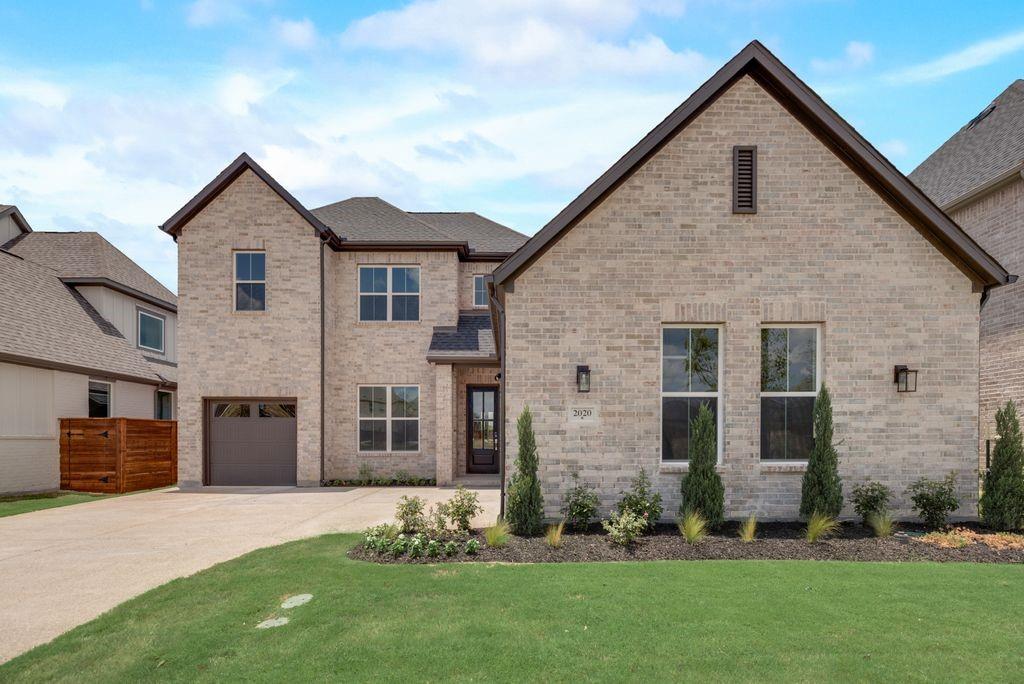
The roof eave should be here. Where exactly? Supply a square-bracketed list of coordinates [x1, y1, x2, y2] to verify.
[60, 277, 178, 313]
[0, 205, 32, 234]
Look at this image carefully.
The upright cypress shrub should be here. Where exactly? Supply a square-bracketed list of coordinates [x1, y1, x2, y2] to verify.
[799, 385, 843, 519]
[506, 405, 544, 536]
[981, 401, 1024, 530]
[679, 403, 724, 528]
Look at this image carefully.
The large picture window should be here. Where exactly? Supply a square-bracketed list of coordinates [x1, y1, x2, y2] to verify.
[234, 251, 266, 311]
[359, 266, 420, 321]
[760, 325, 820, 460]
[359, 385, 419, 452]
[661, 326, 721, 462]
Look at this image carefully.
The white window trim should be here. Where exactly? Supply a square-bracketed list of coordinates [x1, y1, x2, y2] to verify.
[137, 309, 165, 353]
[659, 324, 724, 465]
[155, 389, 174, 420]
[88, 380, 113, 418]
[759, 323, 822, 463]
[357, 384, 421, 452]
[472, 274, 488, 308]
[358, 265, 421, 322]
[233, 250, 266, 312]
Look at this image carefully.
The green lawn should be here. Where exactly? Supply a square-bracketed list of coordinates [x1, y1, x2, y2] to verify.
[0, 492, 108, 518]
[3, 535, 1023, 683]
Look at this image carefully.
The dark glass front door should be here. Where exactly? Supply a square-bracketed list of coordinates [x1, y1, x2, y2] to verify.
[467, 386, 499, 474]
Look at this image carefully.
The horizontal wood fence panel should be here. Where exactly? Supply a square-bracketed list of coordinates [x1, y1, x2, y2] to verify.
[59, 418, 177, 494]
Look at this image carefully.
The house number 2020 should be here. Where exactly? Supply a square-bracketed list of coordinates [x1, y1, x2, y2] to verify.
[567, 407, 598, 424]
[571, 408, 593, 418]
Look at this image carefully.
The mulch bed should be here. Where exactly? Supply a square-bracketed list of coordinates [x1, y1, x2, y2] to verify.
[348, 522, 1024, 565]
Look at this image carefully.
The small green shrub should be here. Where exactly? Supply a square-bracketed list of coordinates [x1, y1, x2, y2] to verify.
[357, 463, 374, 482]
[851, 481, 892, 524]
[446, 485, 483, 531]
[981, 401, 1024, 530]
[395, 495, 427, 533]
[617, 468, 662, 533]
[867, 511, 896, 537]
[507, 406, 545, 536]
[389, 534, 409, 557]
[805, 512, 839, 543]
[678, 404, 724, 528]
[361, 523, 399, 552]
[465, 539, 481, 555]
[907, 472, 960, 529]
[408, 533, 426, 558]
[484, 520, 511, 548]
[562, 472, 599, 530]
[799, 385, 843, 519]
[443, 541, 459, 557]
[425, 503, 449, 538]
[545, 521, 565, 548]
[739, 515, 757, 543]
[678, 511, 707, 544]
[426, 540, 441, 558]
[602, 510, 647, 546]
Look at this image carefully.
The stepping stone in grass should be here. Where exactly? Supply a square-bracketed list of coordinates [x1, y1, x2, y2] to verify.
[256, 617, 289, 629]
[281, 593, 313, 609]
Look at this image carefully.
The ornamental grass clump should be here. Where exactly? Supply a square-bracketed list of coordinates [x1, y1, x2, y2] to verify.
[980, 401, 1024, 530]
[678, 404, 724, 528]
[739, 515, 757, 543]
[507, 406, 545, 536]
[484, 520, 511, 548]
[867, 511, 896, 538]
[545, 521, 565, 549]
[678, 511, 707, 544]
[799, 385, 843, 519]
[805, 512, 839, 544]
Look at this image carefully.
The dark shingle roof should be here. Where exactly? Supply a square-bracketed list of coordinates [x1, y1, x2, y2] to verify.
[427, 312, 496, 361]
[910, 80, 1024, 208]
[311, 197, 527, 254]
[0, 251, 170, 383]
[3, 231, 177, 307]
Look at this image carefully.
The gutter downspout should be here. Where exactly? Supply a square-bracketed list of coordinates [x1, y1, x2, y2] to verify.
[319, 234, 328, 485]
[488, 285, 507, 519]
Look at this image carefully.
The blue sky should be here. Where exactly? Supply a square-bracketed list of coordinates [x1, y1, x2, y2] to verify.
[1, 0, 1023, 292]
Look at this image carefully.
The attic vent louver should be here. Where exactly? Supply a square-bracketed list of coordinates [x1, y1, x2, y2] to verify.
[733, 145, 757, 214]
[966, 103, 996, 130]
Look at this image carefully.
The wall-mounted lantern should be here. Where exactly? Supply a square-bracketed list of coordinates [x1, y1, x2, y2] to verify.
[894, 365, 918, 393]
[576, 365, 591, 393]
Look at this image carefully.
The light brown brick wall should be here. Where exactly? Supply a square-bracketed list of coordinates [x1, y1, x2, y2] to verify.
[503, 75, 981, 520]
[177, 169, 323, 486]
[459, 262, 497, 310]
[950, 177, 1024, 464]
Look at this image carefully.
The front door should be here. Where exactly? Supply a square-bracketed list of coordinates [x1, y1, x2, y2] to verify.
[467, 386, 499, 474]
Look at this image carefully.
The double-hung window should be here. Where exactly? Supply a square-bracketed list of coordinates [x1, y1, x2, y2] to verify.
[234, 251, 266, 311]
[154, 390, 174, 420]
[760, 325, 820, 460]
[137, 310, 165, 353]
[661, 326, 721, 461]
[473, 275, 488, 307]
[359, 266, 420, 321]
[358, 385, 419, 451]
[88, 381, 112, 418]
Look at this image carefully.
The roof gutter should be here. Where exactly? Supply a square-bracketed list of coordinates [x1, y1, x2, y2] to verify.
[319, 231, 329, 485]
[486, 275, 507, 519]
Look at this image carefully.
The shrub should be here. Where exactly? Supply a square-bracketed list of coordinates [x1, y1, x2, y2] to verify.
[739, 515, 757, 543]
[408, 534, 426, 558]
[562, 472, 599, 530]
[389, 534, 409, 557]
[545, 521, 565, 548]
[395, 495, 427, 533]
[851, 481, 892, 525]
[484, 520, 511, 548]
[678, 403, 724, 528]
[908, 473, 960, 529]
[446, 486, 483, 531]
[678, 511, 707, 544]
[465, 539, 481, 555]
[357, 462, 374, 482]
[799, 385, 843, 519]
[617, 468, 662, 533]
[507, 406, 545, 536]
[601, 510, 647, 546]
[805, 512, 839, 543]
[867, 511, 896, 537]
[362, 523, 400, 552]
[425, 503, 449, 538]
[443, 540, 459, 557]
[981, 401, 1024, 530]
[426, 540, 442, 558]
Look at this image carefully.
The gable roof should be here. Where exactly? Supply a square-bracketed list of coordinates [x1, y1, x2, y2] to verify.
[0, 204, 32, 233]
[492, 40, 1013, 291]
[909, 80, 1024, 210]
[4, 231, 177, 311]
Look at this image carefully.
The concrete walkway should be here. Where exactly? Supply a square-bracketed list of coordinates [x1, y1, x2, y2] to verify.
[0, 485, 499, 663]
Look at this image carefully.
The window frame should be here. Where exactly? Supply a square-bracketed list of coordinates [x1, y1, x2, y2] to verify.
[233, 250, 266, 312]
[472, 274, 488, 308]
[137, 308, 166, 353]
[759, 323, 822, 462]
[659, 324, 724, 465]
[358, 265, 421, 322]
[88, 380, 112, 418]
[154, 389, 174, 420]
[357, 384, 421, 453]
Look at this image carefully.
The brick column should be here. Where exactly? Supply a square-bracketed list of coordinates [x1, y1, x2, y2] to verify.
[435, 364, 455, 485]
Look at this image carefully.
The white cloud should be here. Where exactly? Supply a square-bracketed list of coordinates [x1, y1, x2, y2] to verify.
[273, 17, 318, 50]
[216, 71, 294, 116]
[810, 41, 874, 73]
[886, 30, 1024, 84]
[877, 139, 908, 159]
[0, 72, 69, 109]
[186, 0, 254, 27]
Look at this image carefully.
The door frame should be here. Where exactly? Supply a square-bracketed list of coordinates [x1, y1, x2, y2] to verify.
[202, 396, 297, 486]
[465, 385, 499, 474]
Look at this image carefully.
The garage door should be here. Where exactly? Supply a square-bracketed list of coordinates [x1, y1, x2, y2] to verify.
[207, 400, 297, 485]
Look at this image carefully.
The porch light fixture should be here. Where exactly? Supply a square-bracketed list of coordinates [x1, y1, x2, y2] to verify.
[576, 365, 591, 393]
[894, 365, 918, 393]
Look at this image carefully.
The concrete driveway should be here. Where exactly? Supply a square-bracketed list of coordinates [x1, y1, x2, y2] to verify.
[0, 485, 499, 663]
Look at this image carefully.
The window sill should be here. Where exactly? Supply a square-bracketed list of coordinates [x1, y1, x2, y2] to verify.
[759, 461, 808, 473]
[660, 461, 689, 473]
[358, 451, 422, 456]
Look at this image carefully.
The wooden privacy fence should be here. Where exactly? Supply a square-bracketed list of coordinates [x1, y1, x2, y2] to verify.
[60, 418, 177, 494]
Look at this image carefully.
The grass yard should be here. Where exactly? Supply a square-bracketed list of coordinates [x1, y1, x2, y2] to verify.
[2, 535, 1023, 683]
[0, 492, 108, 518]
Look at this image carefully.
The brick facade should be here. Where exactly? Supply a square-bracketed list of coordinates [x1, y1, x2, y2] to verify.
[502, 76, 982, 520]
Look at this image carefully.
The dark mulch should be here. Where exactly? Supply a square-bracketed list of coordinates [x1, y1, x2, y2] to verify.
[348, 521, 1024, 565]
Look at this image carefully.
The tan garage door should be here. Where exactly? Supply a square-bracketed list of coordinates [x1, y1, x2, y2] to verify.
[207, 400, 297, 486]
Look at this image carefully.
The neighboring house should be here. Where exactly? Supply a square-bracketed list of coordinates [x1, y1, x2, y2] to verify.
[488, 41, 1014, 519]
[910, 81, 1024, 467]
[0, 211, 178, 493]
[160, 162, 526, 487]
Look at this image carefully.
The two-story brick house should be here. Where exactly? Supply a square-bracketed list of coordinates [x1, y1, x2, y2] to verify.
[160, 158, 526, 487]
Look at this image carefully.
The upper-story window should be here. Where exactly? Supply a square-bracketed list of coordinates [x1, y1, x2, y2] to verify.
[88, 380, 111, 418]
[234, 251, 266, 311]
[137, 310, 165, 353]
[359, 266, 420, 322]
[473, 275, 488, 307]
